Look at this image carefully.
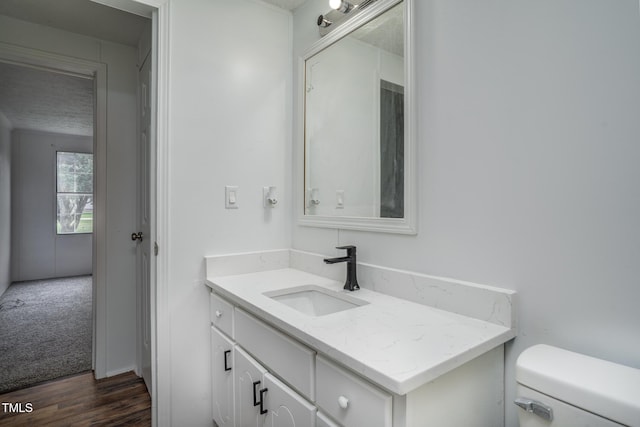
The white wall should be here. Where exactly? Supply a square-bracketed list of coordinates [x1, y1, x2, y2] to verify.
[165, 0, 292, 424]
[0, 14, 139, 377]
[293, 1, 640, 425]
[0, 112, 11, 296]
[11, 130, 93, 281]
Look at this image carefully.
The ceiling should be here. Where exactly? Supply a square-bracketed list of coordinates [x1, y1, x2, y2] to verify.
[262, 0, 308, 11]
[351, 2, 404, 57]
[0, 62, 94, 136]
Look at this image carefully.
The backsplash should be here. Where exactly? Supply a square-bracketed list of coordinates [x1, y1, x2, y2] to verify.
[205, 248, 516, 329]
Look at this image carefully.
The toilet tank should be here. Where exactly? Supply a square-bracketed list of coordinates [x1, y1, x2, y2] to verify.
[515, 344, 640, 427]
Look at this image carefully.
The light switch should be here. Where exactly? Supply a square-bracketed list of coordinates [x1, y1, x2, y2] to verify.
[336, 190, 344, 208]
[225, 186, 238, 209]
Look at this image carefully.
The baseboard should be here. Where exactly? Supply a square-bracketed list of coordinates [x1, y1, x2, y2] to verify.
[105, 365, 139, 378]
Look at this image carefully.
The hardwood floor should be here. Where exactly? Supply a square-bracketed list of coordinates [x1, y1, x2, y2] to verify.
[0, 371, 151, 426]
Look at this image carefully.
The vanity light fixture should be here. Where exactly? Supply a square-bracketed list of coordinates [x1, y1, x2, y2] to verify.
[317, 14, 332, 28]
[317, 0, 377, 36]
[329, 0, 353, 13]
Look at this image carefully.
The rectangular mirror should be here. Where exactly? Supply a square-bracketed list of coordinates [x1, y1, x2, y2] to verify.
[298, 0, 416, 234]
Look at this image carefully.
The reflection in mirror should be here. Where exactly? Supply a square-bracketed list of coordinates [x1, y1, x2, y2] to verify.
[304, 2, 405, 221]
[380, 79, 404, 218]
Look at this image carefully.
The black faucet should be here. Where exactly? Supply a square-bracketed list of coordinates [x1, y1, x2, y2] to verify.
[323, 245, 360, 291]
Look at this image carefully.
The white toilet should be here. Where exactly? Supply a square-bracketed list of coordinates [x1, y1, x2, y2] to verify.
[515, 344, 640, 426]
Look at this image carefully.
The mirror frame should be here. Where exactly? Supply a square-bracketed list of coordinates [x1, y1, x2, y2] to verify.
[296, 0, 417, 234]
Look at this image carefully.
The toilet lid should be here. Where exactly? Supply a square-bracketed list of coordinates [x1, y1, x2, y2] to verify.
[516, 344, 640, 427]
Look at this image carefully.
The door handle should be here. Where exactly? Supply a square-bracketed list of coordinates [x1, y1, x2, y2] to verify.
[131, 232, 143, 242]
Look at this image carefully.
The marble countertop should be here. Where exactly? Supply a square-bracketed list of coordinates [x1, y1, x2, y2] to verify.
[206, 267, 515, 396]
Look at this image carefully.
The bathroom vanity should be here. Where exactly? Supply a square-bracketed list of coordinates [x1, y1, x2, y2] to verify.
[205, 249, 516, 427]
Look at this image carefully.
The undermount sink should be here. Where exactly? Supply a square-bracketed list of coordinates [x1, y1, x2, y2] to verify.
[264, 285, 369, 316]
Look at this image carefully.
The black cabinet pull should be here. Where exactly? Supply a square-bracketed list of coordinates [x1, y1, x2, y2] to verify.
[252, 381, 268, 414]
[259, 388, 268, 415]
[223, 350, 231, 371]
[224, 350, 231, 372]
[252, 381, 261, 406]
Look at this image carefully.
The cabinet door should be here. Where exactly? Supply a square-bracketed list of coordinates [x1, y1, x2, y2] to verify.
[263, 373, 316, 427]
[211, 327, 234, 426]
[235, 347, 268, 427]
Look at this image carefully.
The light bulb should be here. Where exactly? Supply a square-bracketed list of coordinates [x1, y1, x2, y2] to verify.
[329, 0, 353, 13]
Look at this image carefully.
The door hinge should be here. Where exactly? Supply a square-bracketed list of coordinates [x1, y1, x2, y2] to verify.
[154, 242, 159, 256]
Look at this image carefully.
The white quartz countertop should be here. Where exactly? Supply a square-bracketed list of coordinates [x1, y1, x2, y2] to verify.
[206, 268, 515, 396]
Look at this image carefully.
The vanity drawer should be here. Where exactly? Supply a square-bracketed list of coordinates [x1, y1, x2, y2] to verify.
[210, 291, 234, 338]
[234, 308, 315, 400]
[316, 355, 392, 427]
[317, 411, 341, 427]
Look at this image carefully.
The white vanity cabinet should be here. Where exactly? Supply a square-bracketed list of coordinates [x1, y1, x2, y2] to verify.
[209, 290, 388, 427]
[209, 288, 506, 427]
[211, 292, 318, 427]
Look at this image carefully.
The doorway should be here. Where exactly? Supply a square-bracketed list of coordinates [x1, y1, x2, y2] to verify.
[0, 52, 101, 391]
[0, 0, 155, 382]
[0, 0, 161, 420]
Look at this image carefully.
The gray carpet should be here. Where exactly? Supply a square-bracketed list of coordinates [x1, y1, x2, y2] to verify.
[0, 275, 93, 393]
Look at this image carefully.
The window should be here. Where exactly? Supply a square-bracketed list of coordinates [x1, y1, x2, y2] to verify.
[56, 152, 93, 234]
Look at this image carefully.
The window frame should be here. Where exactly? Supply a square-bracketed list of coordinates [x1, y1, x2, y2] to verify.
[55, 151, 94, 235]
